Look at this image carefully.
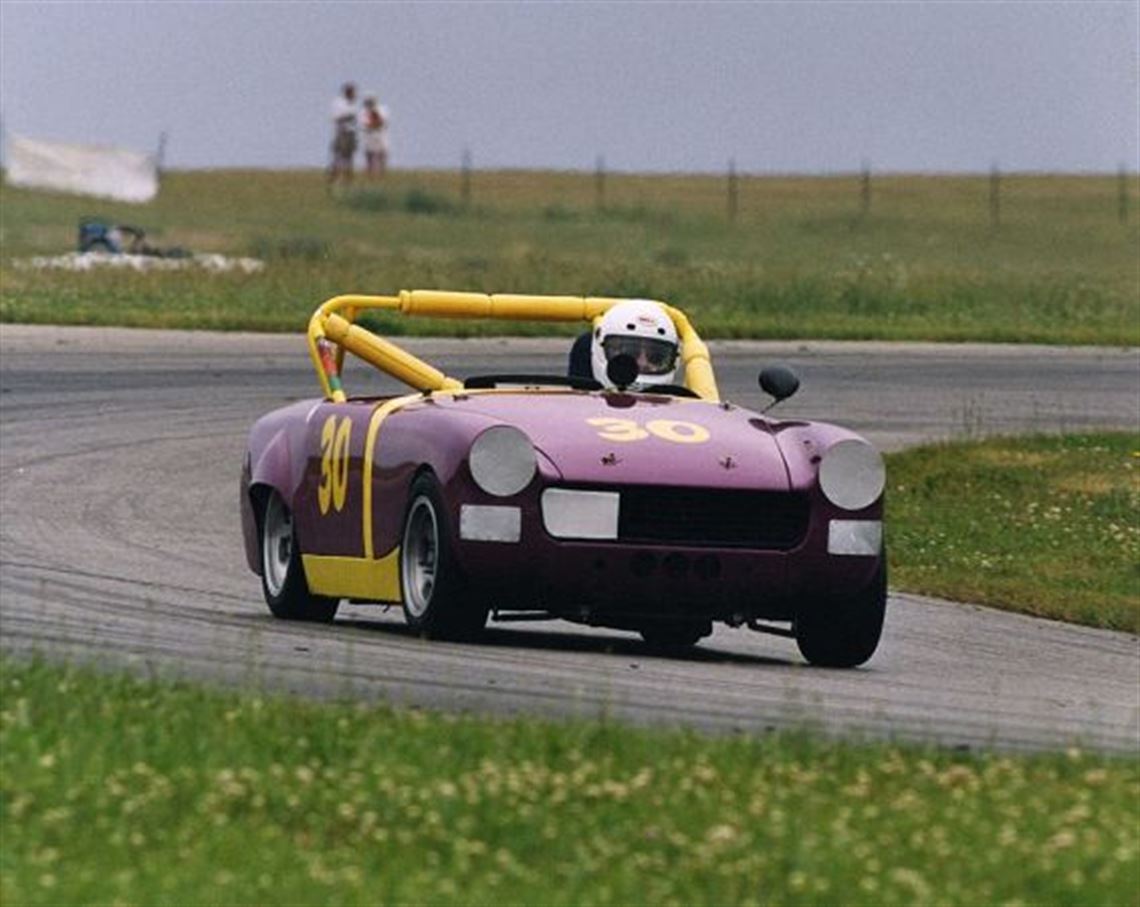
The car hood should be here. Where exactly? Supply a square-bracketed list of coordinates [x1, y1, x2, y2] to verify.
[431, 390, 793, 490]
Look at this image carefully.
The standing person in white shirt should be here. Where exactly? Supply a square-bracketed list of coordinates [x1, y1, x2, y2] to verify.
[328, 82, 359, 187]
[361, 94, 389, 180]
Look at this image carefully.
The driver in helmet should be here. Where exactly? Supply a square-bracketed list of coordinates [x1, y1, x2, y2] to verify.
[589, 299, 680, 389]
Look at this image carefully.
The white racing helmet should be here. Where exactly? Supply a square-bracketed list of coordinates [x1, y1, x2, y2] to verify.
[590, 300, 680, 388]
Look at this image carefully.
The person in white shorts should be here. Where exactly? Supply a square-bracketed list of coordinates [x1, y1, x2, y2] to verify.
[361, 94, 389, 180]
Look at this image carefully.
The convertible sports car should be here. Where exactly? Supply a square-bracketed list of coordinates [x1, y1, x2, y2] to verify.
[240, 291, 887, 667]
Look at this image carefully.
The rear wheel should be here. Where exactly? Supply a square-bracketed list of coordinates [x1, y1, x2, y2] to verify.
[400, 475, 487, 639]
[795, 561, 886, 667]
[259, 490, 339, 622]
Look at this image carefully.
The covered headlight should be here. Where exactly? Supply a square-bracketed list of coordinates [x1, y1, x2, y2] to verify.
[468, 426, 537, 496]
[818, 439, 885, 510]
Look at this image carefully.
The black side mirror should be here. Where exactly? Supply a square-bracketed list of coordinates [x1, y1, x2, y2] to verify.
[606, 354, 639, 390]
[758, 366, 800, 405]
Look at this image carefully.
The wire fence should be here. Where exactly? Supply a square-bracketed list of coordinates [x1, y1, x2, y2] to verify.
[452, 151, 1136, 227]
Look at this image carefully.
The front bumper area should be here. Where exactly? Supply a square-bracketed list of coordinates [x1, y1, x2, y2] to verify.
[449, 486, 883, 625]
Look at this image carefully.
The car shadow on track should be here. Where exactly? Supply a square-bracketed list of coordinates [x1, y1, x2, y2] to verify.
[332, 613, 793, 668]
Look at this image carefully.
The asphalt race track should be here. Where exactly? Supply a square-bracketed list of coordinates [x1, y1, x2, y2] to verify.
[1, 325, 1137, 753]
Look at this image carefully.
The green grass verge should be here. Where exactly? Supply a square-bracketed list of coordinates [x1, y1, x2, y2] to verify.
[887, 433, 1140, 633]
[2, 656, 1137, 906]
[2, 170, 1137, 343]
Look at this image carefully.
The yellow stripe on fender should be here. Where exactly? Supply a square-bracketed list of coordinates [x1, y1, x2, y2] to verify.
[363, 394, 423, 559]
[302, 552, 401, 602]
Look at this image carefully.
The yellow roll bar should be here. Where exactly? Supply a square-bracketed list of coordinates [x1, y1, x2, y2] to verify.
[307, 291, 720, 402]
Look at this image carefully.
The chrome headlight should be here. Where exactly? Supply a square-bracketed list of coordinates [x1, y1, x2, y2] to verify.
[468, 426, 537, 497]
[818, 439, 885, 510]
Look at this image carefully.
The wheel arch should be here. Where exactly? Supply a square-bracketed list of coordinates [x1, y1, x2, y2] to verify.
[401, 463, 447, 535]
[250, 427, 296, 493]
[243, 481, 281, 577]
[248, 481, 274, 530]
[242, 424, 302, 574]
[409, 461, 438, 488]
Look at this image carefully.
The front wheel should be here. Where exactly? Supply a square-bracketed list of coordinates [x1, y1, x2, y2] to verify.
[259, 490, 339, 622]
[794, 560, 887, 668]
[400, 475, 487, 639]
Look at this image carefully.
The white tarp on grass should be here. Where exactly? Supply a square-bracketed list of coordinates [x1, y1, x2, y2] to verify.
[12, 252, 265, 274]
[4, 132, 158, 203]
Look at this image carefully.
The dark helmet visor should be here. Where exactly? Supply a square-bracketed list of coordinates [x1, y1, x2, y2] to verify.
[602, 336, 678, 375]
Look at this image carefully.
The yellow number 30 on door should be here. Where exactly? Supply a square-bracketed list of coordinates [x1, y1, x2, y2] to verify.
[318, 415, 352, 514]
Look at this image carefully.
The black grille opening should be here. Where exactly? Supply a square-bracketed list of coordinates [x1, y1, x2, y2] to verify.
[569, 485, 809, 550]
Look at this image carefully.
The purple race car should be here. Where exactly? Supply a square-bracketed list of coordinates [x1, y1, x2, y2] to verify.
[240, 291, 887, 666]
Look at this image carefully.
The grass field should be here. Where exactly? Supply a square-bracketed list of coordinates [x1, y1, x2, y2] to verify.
[2, 656, 1137, 907]
[2, 169, 1137, 343]
[886, 432, 1140, 633]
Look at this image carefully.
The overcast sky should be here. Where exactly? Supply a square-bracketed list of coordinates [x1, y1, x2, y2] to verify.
[1, 1, 1136, 174]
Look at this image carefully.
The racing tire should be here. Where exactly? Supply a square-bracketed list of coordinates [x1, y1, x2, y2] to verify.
[794, 560, 887, 668]
[639, 620, 711, 650]
[400, 474, 488, 640]
[259, 490, 339, 623]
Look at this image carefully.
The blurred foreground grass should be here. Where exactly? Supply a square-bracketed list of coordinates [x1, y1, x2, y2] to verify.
[2, 169, 1137, 343]
[887, 432, 1140, 632]
[2, 656, 1137, 906]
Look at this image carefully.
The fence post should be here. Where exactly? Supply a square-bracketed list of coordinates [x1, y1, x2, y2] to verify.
[461, 148, 472, 208]
[155, 132, 168, 176]
[860, 160, 871, 220]
[989, 163, 1001, 228]
[727, 158, 738, 224]
[595, 155, 606, 212]
[1119, 163, 1129, 225]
